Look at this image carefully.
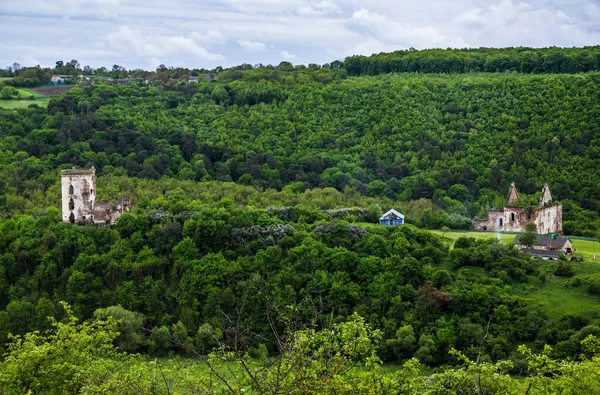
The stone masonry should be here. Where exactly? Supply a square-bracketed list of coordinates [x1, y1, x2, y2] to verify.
[61, 167, 130, 224]
[474, 183, 562, 234]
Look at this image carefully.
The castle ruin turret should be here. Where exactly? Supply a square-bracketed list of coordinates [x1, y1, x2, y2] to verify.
[61, 167, 130, 224]
[474, 182, 562, 234]
[539, 183, 553, 206]
[61, 167, 96, 223]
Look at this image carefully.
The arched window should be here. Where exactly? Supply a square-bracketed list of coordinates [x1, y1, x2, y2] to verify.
[511, 213, 515, 222]
[499, 218, 503, 227]
[69, 184, 74, 195]
[69, 212, 75, 223]
[69, 198, 75, 211]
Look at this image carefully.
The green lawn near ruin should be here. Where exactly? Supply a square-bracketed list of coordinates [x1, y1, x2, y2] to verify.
[0, 87, 51, 109]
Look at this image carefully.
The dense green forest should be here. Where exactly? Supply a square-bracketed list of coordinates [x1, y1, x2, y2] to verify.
[1, 47, 600, 392]
[1, 68, 600, 234]
[343, 46, 600, 76]
[1, 208, 600, 393]
[1, 208, 600, 379]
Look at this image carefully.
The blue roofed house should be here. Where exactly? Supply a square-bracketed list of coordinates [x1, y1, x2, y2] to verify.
[49, 75, 65, 85]
[379, 209, 405, 226]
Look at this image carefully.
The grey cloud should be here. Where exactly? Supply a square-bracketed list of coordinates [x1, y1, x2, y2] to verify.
[222, 0, 342, 15]
[0, 0, 598, 69]
[104, 26, 225, 61]
[237, 40, 268, 52]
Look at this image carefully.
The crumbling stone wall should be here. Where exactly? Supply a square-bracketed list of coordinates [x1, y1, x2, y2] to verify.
[533, 205, 562, 234]
[501, 207, 528, 232]
[61, 167, 130, 225]
[474, 183, 562, 234]
[474, 205, 562, 234]
[474, 210, 504, 231]
[61, 168, 96, 223]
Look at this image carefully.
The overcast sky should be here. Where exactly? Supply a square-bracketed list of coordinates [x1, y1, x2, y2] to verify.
[1, 0, 599, 70]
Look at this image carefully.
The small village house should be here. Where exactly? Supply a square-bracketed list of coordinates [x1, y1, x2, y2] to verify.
[117, 78, 137, 84]
[379, 209, 405, 226]
[49, 75, 65, 84]
[513, 234, 573, 260]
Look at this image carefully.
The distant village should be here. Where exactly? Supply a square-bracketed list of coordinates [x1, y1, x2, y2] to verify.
[49, 73, 219, 86]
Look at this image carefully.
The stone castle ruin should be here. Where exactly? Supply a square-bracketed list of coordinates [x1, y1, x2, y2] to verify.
[61, 167, 130, 224]
[474, 183, 562, 234]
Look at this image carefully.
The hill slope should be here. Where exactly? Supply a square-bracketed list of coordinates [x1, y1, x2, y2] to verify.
[1, 70, 599, 233]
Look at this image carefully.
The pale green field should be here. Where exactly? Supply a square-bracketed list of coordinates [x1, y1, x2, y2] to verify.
[430, 230, 600, 319]
[357, 225, 600, 262]
[432, 230, 600, 262]
[0, 99, 49, 110]
[431, 230, 515, 246]
[15, 87, 47, 99]
[514, 276, 600, 318]
[0, 87, 50, 109]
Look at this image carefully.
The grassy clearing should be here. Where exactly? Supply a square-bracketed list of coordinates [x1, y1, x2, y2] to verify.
[15, 87, 48, 99]
[0, 87, 51, 109]
[513, 276, 600, 318]
[568, 238, 600, 263]
[428, 229, 600, 319]
[0, 99, 49, 110]
[431, 230, 515, 248]
[431, 230, 600, 262]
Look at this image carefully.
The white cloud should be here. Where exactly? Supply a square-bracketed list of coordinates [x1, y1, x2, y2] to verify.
[1, 0, 599, 69]
[223, 0, 342, 15]
[190, 30, 227, 45]
[148, 57, 163, 69]
[281, 50, 296, 60]
[296, 1, 342, 15]
[237, 40, 267, 52]
[450, 0, 598, 47]
[334, 37, 396, 59]
[105, 26, 225, 61]
[345, 8, 466, 51]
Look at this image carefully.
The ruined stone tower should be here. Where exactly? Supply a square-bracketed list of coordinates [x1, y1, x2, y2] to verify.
[61, 167, 96, 223]
[539, 183, 553, 206]
[61, 167, 130, 224]
[474, 182, 562, 234]
[506, 182, 520, 204]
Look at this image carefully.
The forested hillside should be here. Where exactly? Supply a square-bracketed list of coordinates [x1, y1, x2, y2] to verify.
[1, 208, 599, 362]
[1, 47, 600, 392]
[344, 46, 600, 75]
[1, 67, 599, 234]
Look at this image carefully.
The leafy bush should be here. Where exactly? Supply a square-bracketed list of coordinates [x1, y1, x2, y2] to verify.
[554, 261, 575, 278]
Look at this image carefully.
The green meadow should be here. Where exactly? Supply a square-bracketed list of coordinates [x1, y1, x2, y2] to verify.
[432, 230, 600, 261]
[431, 229, 600, 319]
[0, 87, 50, 109]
